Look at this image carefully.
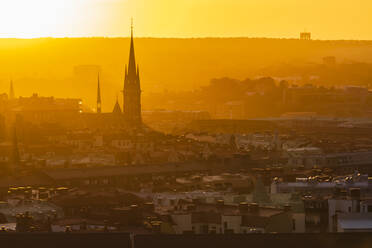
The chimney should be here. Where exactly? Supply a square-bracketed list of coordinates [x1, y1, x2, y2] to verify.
[217, 200, 225, 212]
[217, 199, 224, 206]
[129, 205, 141, 226]
[239, 202, 249, 213]
[284, 204, 292, 212]
[249, 203, 259, 213]
[143, 202, 155, 212]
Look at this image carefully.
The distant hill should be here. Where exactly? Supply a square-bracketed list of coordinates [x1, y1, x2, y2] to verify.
[1, 38, 372, 111]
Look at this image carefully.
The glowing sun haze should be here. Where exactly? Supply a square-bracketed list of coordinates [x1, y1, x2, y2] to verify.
[0, 0, 371, 39]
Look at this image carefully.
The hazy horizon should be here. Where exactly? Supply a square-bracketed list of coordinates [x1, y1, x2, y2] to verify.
[3, 36, 372, 41]
[1, 37, 372, 113]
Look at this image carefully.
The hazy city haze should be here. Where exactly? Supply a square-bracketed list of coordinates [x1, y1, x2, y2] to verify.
[1, 38, 372, 111]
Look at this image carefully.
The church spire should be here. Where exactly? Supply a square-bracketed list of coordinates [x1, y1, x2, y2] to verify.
[9, 80, 15, 100]
[123, 19, 142, 125]
[128, 18, 137, 81]
[97, 73, 102, 113]
[113, 94, 122, 114]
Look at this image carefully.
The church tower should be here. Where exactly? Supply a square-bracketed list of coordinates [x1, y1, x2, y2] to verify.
[123, 20, 142, 125]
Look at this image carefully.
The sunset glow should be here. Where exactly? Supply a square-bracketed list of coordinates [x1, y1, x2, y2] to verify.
[0, 0, 372, 39]
[0, 0, 112, 38]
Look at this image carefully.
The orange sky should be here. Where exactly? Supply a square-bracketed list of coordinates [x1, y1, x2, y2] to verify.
[0, 0, 371, 39]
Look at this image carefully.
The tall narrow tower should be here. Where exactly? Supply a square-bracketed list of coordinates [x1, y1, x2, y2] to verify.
[123, 20, 142, 125]
[97, 74, 102, 113]
[9, 80, 15, 100]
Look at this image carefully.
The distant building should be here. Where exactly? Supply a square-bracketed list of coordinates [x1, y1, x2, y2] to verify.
[271, 171, 370, 194]
[337, 213, 372, 232]
[170, 201, 293, 234]
[300, 32, 311, 40]
[4, 93, 82, 125]
[329, 188, 372, 232]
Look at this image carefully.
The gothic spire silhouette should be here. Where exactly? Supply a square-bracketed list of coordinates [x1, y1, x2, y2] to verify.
[128, 18, 137, 81]
[123, 19, 142, 125]
[113, 94, 122, 114]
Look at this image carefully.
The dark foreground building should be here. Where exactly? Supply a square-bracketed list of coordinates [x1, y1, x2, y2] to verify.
[1, 233, 372, 248]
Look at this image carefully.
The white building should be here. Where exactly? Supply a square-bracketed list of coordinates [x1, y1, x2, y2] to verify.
[337, 213, 372, 232]
[328, 188, 372, 232]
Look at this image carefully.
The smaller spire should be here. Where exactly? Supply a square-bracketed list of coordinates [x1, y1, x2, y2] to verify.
[9, 80, 15, 100]
[113, 94, 122, 114]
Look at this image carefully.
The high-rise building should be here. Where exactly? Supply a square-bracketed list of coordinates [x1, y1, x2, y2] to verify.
[123, 22, 142, 125]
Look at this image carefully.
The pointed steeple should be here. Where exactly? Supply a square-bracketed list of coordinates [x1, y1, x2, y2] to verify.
[128, 18, 137, 81]
[97, 73, 102, 113]
[123, 19, 142, 125]
[9, 80, 15, 100]
[113, 94, 122, 114]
